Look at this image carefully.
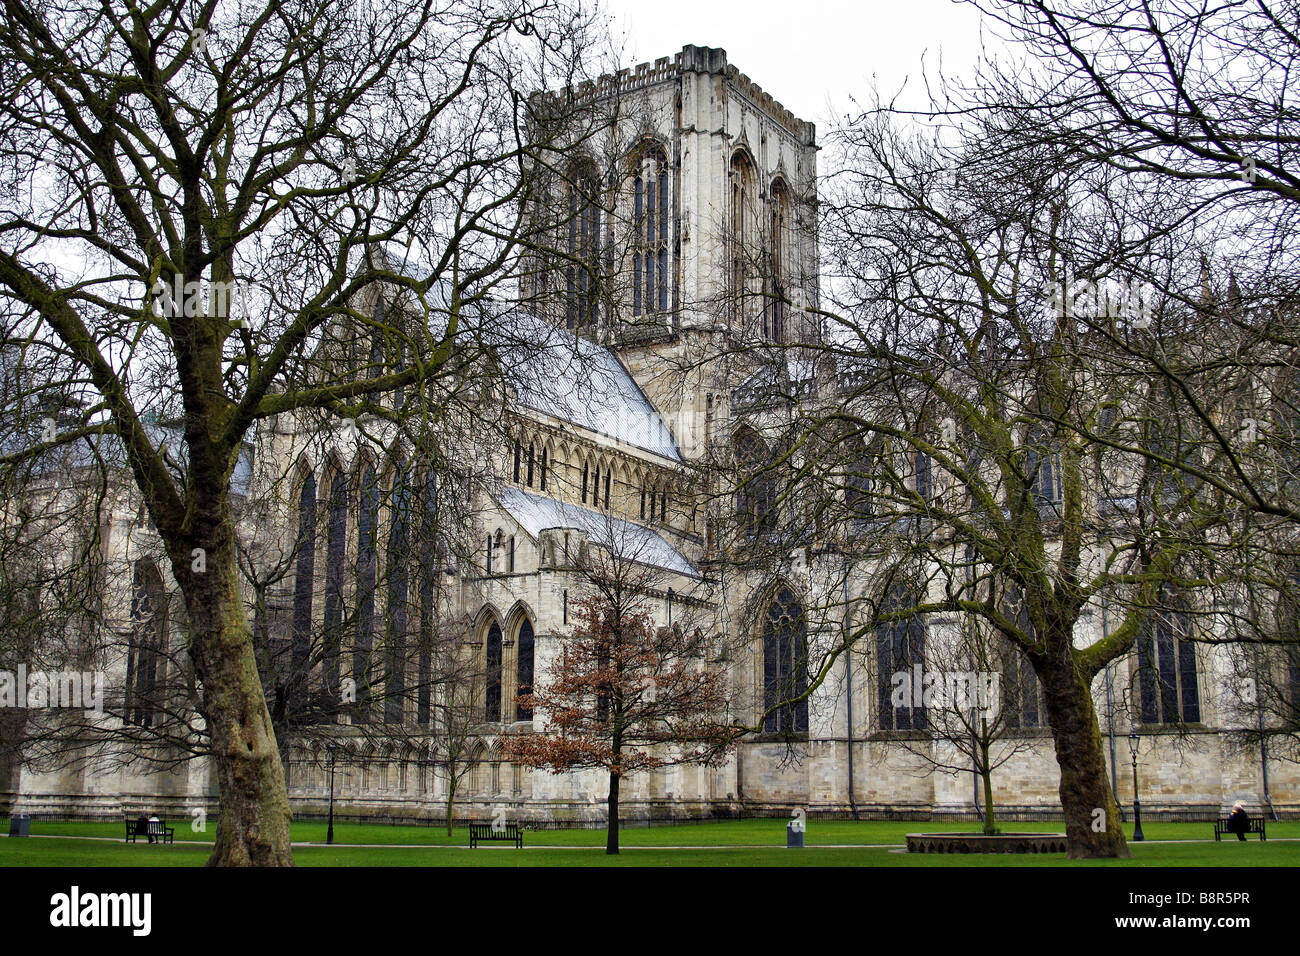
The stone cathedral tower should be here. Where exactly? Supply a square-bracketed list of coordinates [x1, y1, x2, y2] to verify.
[529, 44, 821, 463]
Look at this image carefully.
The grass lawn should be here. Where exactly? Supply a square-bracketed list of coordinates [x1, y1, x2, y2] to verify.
[3, 817, 1297, 866]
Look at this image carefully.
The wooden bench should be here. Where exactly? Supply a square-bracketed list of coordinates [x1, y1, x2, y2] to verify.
[1214, 816, 1266, 841]
[125, 817, 175, 845]
[469, 822, 522, 848]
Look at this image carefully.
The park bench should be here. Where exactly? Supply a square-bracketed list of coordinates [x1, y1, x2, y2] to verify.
[469, 822, 523, 848]
[125, 817, 175, 844]
[1213, 817, 1266, 841]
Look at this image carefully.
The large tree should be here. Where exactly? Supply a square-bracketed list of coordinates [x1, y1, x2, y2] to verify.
[700, 91, 1229, 856]
[967, 0, 1300, 777]
[0, 0, 603, 865]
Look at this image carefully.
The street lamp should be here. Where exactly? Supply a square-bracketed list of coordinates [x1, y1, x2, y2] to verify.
[1128, 732, 1144, 842]
[326, 741, 338, 846]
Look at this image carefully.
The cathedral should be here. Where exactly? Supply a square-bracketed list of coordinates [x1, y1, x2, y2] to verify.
[4, 45, 1297, 827]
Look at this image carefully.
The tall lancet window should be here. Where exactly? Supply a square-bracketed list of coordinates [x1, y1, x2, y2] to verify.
[566, 163, 601, 329]
[323, 469, 349, 710]
[767, 179, 789, 343]
[516, 618, 535, 721]
[416, 470, 438, 726]
[355, 462, 379, 723]
[485, 620, 503, 722]
[763, 587, 809, 735]
[633, 144, 670, 318]
[1137, 585, 1201, 725]
[291, 470, 316, 720]
[385, 471, 412, 724]
[127, 561, 166, 729]
[730, 151, 757, 326]
[877, 582, 928, 732]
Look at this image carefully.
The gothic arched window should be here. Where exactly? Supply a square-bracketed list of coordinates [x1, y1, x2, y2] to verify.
[291, 471, 316, 720]
[384, 472, 412, 724]
[323, 469, 349, 710]
[566, 163, 601, 329]
[485, 620, 503, 722]
[735, 428, 776, 536]
[877, 582, 927, 731]
[914, 450, 934, 503]
[633, 144, 670, 317]
[1139, 391, 1200, 515]
[582, 461, 589, 504]
[999, 584, 1043, 728]
[127, 560, 166, 728]
[1025, 427, 1063, 514]
[416, 470, 438, 725]
[730, 151, 757, 325]
[516, 618, 535, 721]
[1137, 585, 1200, 724]
[846, 436, 878, 525]
[767, 178, 789, 342]
[763, 587, 809, 734]
[354, 462, 379, 722]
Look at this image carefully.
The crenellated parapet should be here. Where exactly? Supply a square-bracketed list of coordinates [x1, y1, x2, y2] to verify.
[557, 45, 815, 146]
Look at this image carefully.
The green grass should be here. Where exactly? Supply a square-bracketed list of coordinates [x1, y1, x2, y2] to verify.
[19, 817, 1300, 846]
[3, 817, 1298, 866]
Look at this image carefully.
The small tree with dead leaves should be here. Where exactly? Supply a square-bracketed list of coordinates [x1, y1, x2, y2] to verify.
[503, 544, 733, 854]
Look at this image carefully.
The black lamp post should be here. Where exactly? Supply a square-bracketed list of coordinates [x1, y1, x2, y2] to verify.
[1128, 732, 1144, 842]
[326, 741, 337, 846]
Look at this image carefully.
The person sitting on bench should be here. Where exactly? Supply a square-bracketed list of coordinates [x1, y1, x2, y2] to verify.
[1226, 801, 1250, 842]
[135, 814, 150, 843]
[147, 813, 161, 844]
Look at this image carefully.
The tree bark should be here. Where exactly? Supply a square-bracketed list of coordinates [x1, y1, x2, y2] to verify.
[980, 743, 998, 835]
[606, 770, 620, 855]
[982, 769, 997, 835]
[1039, 654, 1130, 859]
[181, 537, 294, 867]
[445, 775, 458, 837]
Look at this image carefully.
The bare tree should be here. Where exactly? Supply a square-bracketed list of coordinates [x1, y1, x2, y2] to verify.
[0, 0, 608, 865]
[687, 81, 1235, 855]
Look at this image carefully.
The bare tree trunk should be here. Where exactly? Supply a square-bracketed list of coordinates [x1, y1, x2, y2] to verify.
[606, 770, 621, 855]
[980, 743, 997, 835]
[1039, 655, 1130, 859]
[444, 774, 458, 838]
[982, 770, 998, 835]
[182, 536, 293, 867]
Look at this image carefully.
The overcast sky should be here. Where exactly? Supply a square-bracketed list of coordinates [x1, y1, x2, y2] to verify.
[597, 0, 997, 129]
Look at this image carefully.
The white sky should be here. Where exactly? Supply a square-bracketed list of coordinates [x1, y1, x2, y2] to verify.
[597, 0, 997, 129]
